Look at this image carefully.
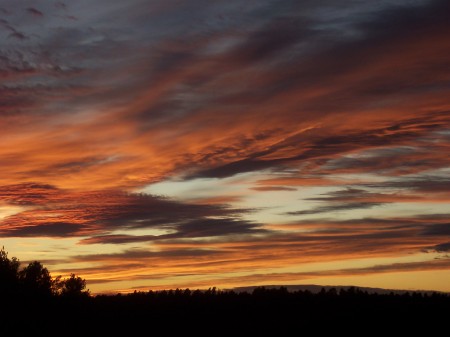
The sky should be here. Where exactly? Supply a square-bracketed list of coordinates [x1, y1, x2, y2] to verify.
[0, 0, 449, 294]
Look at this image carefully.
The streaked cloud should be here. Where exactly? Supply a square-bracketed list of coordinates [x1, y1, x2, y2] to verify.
[0, 183, 263, 242]
[0, 0, 449, 293]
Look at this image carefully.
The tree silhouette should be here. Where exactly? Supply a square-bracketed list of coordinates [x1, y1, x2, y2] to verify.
[0, 247, 89, 299]
[19, 261, 53, 296]
[0, 246, 20, 294]
[0, 247, 88, 299]
[1, 246, 450, 336]
[55, 273, 90, 297]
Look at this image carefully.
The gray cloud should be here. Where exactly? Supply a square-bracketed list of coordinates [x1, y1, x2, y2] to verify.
[74, 248, 223, 261]
[1, 0, 449, 292]
[366, 177, 450, 193]
[431, 242, 450, 252]
[306, 188, 382, 202]
[286, 188, 388, 216]
[0, 183, 264, 241]
[190, 113, 450, 179]
[286, 202, 385, 216]
[26, 8, 43, 17]
[421, 223, 450, 236]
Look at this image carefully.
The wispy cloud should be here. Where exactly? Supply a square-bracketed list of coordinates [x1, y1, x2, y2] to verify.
[26, 8, 44, 17]
[1, 0, 449, 292]
[0, 183, 264, 241]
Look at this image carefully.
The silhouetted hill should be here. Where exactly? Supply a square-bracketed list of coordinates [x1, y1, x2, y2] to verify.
[232, 284, 447, 295]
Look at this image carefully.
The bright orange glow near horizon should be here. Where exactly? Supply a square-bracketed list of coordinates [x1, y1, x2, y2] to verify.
[1, 0, 449, 294]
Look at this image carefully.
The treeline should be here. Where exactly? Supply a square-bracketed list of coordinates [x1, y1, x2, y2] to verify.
[0, 247, 89, 299]
[1, 248, 449, 336]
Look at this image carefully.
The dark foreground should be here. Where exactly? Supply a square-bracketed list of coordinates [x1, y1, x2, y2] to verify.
[1, 287, 449, 336]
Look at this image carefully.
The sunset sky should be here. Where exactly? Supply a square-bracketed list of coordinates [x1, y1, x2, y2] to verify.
[1, 0, 449, 293]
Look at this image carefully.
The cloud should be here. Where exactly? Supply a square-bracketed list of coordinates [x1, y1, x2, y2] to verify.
[212, 257, 450, 287]
[284, 215, 450, 243]
[421, 223, 450, 236]
[250, 186, 297, 192]
[431, 242, 450, 252]
[286, 188, 392, 216]
[74, 248, 223, 261]
[0, 0, 449, 191]
[206, 258, 450, 289]
[0, 183, 264, 241]
[286, 202, 385, 216]
[0, 19, 28, 40]
[1, 0, 450, 293]
[0, 183, 59, 205]
[190, 113, 450, 179]
[35, 209, 450, 289]
[55, 2, 67, 10]
[26, 8, 44, 17]
[5, 222, 83, 237]
[307, 188, 385, 202]
[80, 218, 265, 245]
[169, 0, 450, 180]
[226, 15, 315, 66]
[64, 233, 450, 287]
[367, 176, 450, 193]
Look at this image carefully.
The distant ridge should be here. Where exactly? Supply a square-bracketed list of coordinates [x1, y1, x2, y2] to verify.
[232, 284, 447, 295]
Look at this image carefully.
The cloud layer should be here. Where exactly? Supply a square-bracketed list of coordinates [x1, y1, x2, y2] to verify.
[0, 0, 449, 292]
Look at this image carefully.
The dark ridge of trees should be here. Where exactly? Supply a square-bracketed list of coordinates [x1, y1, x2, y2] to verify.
[1, 248, 449, 336]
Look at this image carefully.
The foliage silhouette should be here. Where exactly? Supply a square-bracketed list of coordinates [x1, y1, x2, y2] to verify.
[0, 247, 88, 299]
[19, 261, 53, 297]
[0, 247, 20, 294]
[0, 248, 449, 336]
[55, 273, 90, 298]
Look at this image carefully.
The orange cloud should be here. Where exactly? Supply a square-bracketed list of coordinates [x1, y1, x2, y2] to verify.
[1, 0, 450, 293]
